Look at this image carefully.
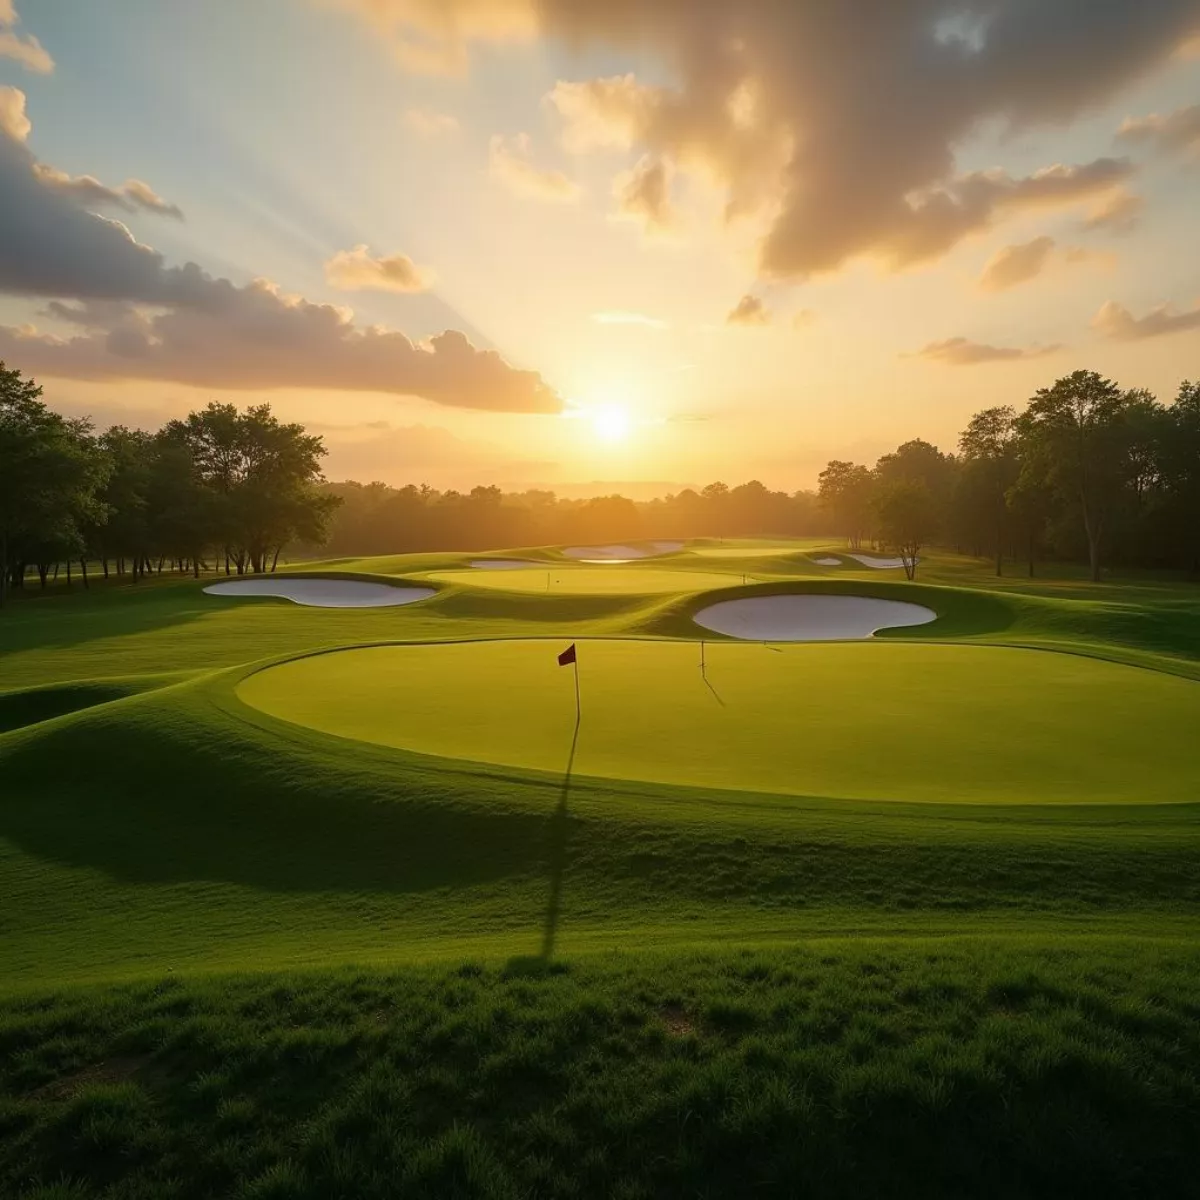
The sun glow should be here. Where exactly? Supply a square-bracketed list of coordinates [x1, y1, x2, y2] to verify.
[590, 405, 632, 443]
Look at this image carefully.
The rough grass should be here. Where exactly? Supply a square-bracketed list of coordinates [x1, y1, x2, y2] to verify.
[2, 943, 1199, 1199]
[2, 542, 1200, 1195]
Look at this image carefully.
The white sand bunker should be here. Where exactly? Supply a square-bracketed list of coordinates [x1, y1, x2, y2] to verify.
[563, 542, 681, 561]
[813, 556, 843, 566]
[693, 594, 936, 641]
[847, 553, 916, 569]
[204, 578, 435, 609]
[468, 559, 541, 570]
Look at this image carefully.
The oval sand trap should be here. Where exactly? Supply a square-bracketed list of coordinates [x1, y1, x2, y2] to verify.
[563, 542, 680, 561]
[237, 640, 1200, 805]
[204, 578, 434, 608]
[468, 559, 541, 569]
[847, 554, 914, 569]
[693, 594, 935, 641]
[813, 557, 843, 566]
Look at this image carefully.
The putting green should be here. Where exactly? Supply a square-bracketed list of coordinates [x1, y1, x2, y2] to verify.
[237, 640, 1200, 805]
[425, 567, 747, 594]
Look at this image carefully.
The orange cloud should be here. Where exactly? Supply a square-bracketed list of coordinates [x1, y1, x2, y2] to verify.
[1092, 299, 1200, 341]
[727, 295, 770, 327]
[325, 244, 434, 293]
[489, 133, 581, 201]
[912, 337, 1061, 366]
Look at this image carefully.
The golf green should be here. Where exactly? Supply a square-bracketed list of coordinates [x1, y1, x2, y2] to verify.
[236, 639, 1199, 804]
[425, 566, 747, 593]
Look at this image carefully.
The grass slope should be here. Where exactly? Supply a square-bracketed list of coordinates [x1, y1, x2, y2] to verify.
[2, 542, 1199, 1195]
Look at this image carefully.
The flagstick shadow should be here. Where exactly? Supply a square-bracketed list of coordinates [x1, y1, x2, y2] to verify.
[538, 713, 580, 962]
[700, 664, 726, 707]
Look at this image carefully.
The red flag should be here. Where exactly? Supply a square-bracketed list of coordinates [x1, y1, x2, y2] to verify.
[557, 643, 577, 666]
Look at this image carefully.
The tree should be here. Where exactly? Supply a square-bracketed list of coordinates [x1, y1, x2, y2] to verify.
[818, 461, 874, 548]
[1015, 370, 1134, 583]
[958, 407, 1018, 576]
[872, 480, 937, 580]
[0, 362, 108, 606]
[1158, 380, 1200, 573]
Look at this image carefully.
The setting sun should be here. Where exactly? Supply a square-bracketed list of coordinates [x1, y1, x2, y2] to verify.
[590, 405, 633, 444]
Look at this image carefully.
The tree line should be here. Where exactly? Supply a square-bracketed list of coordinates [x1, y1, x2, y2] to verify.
[818, 370, 1200, 581]
[4, 360, 1198, 602]
[0, 362, 338, 605]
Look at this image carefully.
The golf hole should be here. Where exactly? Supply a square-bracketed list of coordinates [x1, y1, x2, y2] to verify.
[693, 594, 936, 641]
[204, 579, 435, 609]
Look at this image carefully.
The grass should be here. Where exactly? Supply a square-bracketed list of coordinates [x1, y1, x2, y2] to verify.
[2, 540, 1200, 1195]
[3, 941, 1199, 1200]
[423, 565, 753, 594]
[238, 638, 1200, 804]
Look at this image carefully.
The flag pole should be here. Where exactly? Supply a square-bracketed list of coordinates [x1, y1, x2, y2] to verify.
[573, 654, 581, 723]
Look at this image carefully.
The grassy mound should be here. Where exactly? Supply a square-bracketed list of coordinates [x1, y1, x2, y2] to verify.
[424, 566, 752, 594]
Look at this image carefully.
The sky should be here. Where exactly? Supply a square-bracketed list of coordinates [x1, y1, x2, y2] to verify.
[1, 0, 1199, 492]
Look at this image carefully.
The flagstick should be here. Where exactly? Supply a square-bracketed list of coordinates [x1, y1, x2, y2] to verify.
[573, 655, 581, 724]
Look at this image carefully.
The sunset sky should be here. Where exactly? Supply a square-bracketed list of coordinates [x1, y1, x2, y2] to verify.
[2, 1, 1199, 490]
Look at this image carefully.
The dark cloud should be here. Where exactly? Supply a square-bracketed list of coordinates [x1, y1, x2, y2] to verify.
[1092, 299, 1200, 340]
[911, 336, 1061, 365]
[0, 90, 560, 414]
[612, 155, 676, 232]
[345, 0, 1200, 276]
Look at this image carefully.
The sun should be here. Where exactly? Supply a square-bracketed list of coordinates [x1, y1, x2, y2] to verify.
[590, 404, 633, 444]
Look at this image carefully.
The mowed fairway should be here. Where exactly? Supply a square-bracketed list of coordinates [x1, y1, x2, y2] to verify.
[425, 565, 748, 593]
[237, 639, 1200, 804]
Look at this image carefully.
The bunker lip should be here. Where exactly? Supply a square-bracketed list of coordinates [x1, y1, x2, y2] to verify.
[204, 579, 435, 609]
[693, 594, 936, 641]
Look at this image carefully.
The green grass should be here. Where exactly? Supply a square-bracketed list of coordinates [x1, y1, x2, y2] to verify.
[4, 942, 1199, 1200]
[423, 565, 754, 593]
[2, 541, 1200, 1195]
[238, 639, 1200, 804]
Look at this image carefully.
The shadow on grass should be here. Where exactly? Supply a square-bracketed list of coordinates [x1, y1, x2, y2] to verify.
[539, 716, 580, 961]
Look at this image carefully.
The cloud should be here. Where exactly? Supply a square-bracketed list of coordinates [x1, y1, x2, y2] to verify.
[1081, 189, 1144, 233]
[0, 94, 559, 414]
[978, 236, 1056, 291]
[0, 84, 30, 142]
[488, 133, 580, 201]
[791, 309, 816, 330]
[978, 235, 1113, 292]
[726, 294, 770, 326]
[611, 154, 677, 233]
[325, 244, 434, 293]
[1, 294, 561, 412]
[31, 163, 184, 219]
[329, 0, 536, 74]
[403, 107, 460, 137]
[912, 337, 1061, 366]
[591, 310, 668, 328]
[0, 1, 53, 74]
[1092, 298, 1200, 341]
[335, 1, 1200, 279]
[1117, 103, 1200, 157]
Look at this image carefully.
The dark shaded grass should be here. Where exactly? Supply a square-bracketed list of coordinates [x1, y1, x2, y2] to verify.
[2, 943, 1199, 1199]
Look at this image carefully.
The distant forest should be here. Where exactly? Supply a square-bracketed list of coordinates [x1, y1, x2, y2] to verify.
[3, 359, 1200, 604]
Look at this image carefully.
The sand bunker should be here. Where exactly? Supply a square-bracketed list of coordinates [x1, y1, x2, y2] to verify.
[204, 578, 434, 609]
[846, 553, 915, 569]
[563, 542, 681, 561]
[468, 559, 541, 569]
[693, 594, 936, 641]
[813, 557, 843, 566]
